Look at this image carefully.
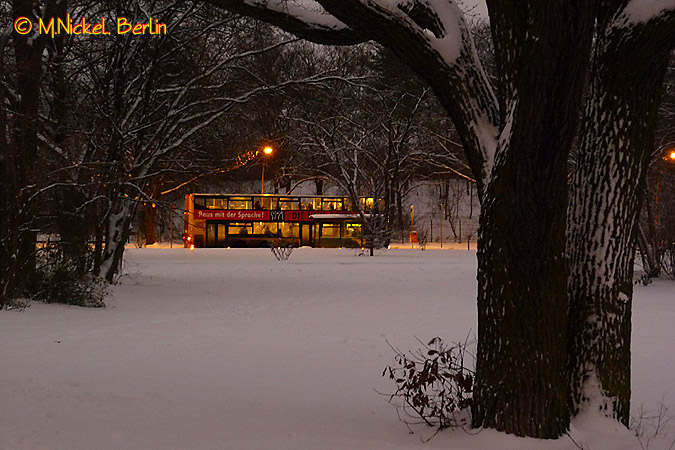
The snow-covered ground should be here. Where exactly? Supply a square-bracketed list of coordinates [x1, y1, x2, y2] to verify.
[1, 247, 673, 450]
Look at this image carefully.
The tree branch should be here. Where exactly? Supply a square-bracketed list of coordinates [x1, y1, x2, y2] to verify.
[202, 0, 367, 45]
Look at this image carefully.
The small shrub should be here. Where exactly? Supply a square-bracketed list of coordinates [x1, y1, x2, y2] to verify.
[417, 229, 429, 250]
[630, 401, 675, 450]
[269, 238, 296, 261]
[28, 249, 107, 307]
[2, 298, 30, 311]
[662, 247, 675, 280]
[383, 336, 474, 431]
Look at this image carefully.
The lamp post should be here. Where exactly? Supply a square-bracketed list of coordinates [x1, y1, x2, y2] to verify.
[656, 148, 675, 223]
[410, 204, 414, 249]
[439, 203, 443, 248]
[261, 146, 273, 195]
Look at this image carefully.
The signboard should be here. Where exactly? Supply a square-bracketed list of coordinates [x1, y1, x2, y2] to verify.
[194, 209, 360, 222]
[195, 209, 268, 221]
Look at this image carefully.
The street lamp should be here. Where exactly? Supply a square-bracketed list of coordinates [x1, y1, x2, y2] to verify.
[261, 146, 274, 195]
[655, 146, 675, 227]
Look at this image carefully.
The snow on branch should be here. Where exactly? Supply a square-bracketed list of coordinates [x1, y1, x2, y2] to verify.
[204, 0, 366, 44]
[321, 0, 467, 65]
[615, 0, 675, 26]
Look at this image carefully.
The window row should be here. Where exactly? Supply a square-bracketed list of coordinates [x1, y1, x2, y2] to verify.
[194, 196, 384, 212]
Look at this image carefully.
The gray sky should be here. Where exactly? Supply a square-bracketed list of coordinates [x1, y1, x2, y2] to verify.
[461, 0, 489, 19]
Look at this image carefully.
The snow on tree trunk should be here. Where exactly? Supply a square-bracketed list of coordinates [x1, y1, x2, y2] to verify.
[567, 20, 672, 425]
[470, 2, 594, 437]
[99, 200, 136, 283]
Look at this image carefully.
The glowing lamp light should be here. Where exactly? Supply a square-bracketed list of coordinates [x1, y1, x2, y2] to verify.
[263, 146, 273, 155]
[669, 150, 675, 161]
[190, 244, 195, 251]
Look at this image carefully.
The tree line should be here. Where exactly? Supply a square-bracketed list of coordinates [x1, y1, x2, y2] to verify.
[0, 0, 465, 303]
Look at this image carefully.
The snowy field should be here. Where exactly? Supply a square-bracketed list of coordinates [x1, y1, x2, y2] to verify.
[1, 247, 674, 450]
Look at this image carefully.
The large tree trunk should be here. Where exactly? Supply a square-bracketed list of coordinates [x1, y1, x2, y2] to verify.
[474, 167, 570, 437]
[472, 2, 594, 437]
[567, 26, 672, 425]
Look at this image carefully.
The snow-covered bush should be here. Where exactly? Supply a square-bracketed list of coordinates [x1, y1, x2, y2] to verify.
[28, 249, 106, 308]
[383, 337, 474, 432]
[662, 247, 675, 280]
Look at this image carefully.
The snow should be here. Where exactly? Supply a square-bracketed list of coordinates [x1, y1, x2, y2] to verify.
[1, 247, 674, 450]
[618, 0, 675, 26]
[245, 0, 350, 31]
[309, 213, 364, 219]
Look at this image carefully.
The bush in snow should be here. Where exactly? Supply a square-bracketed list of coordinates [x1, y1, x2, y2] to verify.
[416, 229, 429, 250]
[28, 248, 107, 308]
[383, 337, 474, 433]
[662, 246, 675, 280]
[1, 298, 30, 311]
[268, 238, 296, 261]
[630, 402, 675, 450]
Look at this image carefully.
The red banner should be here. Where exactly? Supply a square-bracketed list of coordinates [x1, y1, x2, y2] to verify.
[194, 209, 360, 222]
[195, 209, 269, 221]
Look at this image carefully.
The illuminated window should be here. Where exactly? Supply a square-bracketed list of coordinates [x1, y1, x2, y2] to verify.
[322, 198, 342, 211]
[228, 197, 251, 210]
[217, 224, 227, 244]
[260, 197, 275, 210]
[360, 197, 374, 211]
[309, 198, 321, 210]
[345, 223, 361, 237]
[321, 223, 341, 238]
[228, 222, 252, 235]
[254, 222, 277, 236]
[278, 222, 299, 237]
[206, 223, 217, 246]
[376, 198, 385, 212]
[204, 197, 225, 209]
[278, 198, 299, 210]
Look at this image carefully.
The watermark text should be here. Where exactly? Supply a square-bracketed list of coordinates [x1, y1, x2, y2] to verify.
[13, 14, 167, 37]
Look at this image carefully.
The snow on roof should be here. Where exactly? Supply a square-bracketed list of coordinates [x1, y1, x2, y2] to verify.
[309, 213, 369, 220]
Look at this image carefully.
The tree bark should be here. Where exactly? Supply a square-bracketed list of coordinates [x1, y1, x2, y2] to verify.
[471, 2, 594, 437]
[100, 200, 137, 283]
[0, 0, 47, 304]
[568, 16, 674, 425]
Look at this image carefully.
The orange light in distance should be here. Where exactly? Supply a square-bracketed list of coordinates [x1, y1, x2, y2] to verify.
[263, 146, 273, 155]
[190, 244, 195, 251]
[669, 150, 675, 161]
